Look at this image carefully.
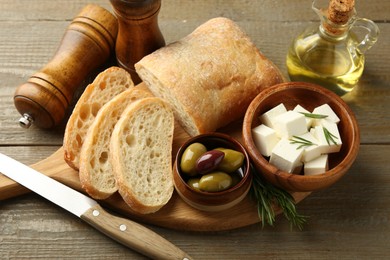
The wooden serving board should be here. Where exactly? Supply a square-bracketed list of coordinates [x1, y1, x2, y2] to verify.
[0, 85, 310, 232]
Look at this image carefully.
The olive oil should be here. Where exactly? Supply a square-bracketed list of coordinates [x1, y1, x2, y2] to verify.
[287, 0, 379, 96]
[286, 26, 365, 96]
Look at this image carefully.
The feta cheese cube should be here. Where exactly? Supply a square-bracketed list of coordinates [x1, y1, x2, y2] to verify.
[293, 104, 313, 129]
[259, 103, 287, 128]
[273, 111, 308, 138]
[312, 104, 340, 125]
[304, 154, 329, 176]
[252, 124, 280, 157]
[312, 120, 342, 154]
[270, 139, 304, 173]
[292, 132, 324, 162]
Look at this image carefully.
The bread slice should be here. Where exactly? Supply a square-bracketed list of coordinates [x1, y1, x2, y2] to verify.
[110, 97, 174, 214]
[135, 17, 284, 136]
[63, 67, 134, 170]
[79, 86, 153, 200]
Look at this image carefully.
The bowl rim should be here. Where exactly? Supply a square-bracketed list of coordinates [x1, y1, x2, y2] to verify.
[242, 81, 360, 183]
[173, 132, 252, 196]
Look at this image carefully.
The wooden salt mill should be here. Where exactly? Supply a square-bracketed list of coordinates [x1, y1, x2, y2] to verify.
[14, 4, 118, 129]
[110, 0, 165, 84]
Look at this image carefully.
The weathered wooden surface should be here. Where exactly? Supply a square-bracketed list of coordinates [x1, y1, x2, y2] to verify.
[0, 0, 389, 259]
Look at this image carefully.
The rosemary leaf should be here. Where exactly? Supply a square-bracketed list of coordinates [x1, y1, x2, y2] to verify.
[250, 166, 307, 230]
[323, 126, 338, 145]
[251, 172, 275, 227]
[290, 135, 316, 150]
[299, 112, 328, 119]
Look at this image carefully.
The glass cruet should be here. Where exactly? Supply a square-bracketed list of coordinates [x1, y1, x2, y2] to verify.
[286, 0, 379, 96]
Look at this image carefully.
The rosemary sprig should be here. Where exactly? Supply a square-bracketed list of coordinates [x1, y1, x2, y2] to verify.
[323, 126, 338, 145]
[299, 112, 328, 119]
[250, 167, 307, 230]
[290, 135, 316, 150]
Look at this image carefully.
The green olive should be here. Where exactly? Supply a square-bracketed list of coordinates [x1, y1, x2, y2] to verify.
[187, 178, 201, 191]
[180, 142, 207, 176]
[198, 171, 232, 192]
[215, 148, 245, 173]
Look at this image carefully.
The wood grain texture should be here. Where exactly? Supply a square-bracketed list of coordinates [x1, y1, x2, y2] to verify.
[0, 122, 310, 231]
[80, 204, 193, 259]
[0, 0, 389, 259]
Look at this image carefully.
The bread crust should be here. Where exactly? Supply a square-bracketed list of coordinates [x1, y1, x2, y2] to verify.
[110, 97, 175, 214]
[63, 67, 134, 170]
[135, 17, 285, 136]
[79, 86, 153, 200]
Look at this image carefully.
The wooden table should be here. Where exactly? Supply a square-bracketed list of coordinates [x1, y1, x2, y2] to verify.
[1, 0, 389, 259]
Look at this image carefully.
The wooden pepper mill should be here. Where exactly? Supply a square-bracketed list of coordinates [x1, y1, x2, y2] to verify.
[109, 0, 165, 84]
[14, 4, 118, 129]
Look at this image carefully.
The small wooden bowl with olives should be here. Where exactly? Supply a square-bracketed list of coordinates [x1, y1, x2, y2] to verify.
[242, 82, 360, 192]
[173, 133, 252, 212]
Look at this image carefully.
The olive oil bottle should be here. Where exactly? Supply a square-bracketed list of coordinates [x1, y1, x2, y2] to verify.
[286, 0, 379, 96]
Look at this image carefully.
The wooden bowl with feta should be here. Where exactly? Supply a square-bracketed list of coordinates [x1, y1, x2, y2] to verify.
[242, 82, 360, 192]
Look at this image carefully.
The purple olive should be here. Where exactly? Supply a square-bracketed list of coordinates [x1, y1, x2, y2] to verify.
[196, 150, 225, 174]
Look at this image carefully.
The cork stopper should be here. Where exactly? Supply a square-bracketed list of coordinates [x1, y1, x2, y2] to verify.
[327, 0, 355, 24]
[324, 0, 355, 35]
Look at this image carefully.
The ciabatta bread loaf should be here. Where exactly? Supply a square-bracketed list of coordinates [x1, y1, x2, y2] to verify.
[135, 17, 285, 136]
[63, 67, 134, 170]
[110, 97, 175, 214]
[79, 86, 153, 200]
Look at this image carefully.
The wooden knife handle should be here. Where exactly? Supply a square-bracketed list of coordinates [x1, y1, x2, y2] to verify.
[81, 204, 192, 260]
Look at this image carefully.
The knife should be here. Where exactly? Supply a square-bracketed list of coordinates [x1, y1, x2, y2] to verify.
[0, 153, 192, 260]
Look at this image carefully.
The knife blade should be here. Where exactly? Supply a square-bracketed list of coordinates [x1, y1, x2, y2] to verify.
[0, 152, 192, 260]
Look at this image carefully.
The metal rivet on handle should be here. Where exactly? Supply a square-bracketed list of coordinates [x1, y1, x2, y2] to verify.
[93, 210, 100, 217]
[119, 224, 127, 231]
